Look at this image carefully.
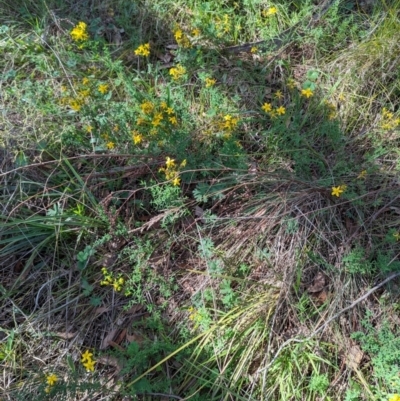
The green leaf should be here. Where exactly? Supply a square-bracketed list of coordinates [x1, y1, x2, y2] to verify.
[15, 151, 28, 167]
[307, 70, 319, 81]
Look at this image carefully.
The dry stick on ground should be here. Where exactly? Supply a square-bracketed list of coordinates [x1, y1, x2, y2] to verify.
[257, 271, 400, 375]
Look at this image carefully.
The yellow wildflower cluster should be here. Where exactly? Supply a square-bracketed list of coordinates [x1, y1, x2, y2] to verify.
[188, 306, 203, 329]
[262, 6, 278, 17]
[174, 28, 192, 48]
[215, 14, 231, 36]
[389, 395, 400, 401]
[59, 77, 111, 112]
[134, 43, 150, 57]
[70, 21, 89, 42]
[331, 184, 347, 197]
[81, 350, 96, 372]
[44, 373, 58, 393]
[205, 77, 216, 88]
[381, 107, 400, 130]
[219, 114, 240, 133]
[136, 100, 178, 135]
[169, 64, 186, 81]
[159, 157, 186, 186]
[101, 267, 125, 292]
[203, 113, 240, 139]
[261, 102, 285, 118]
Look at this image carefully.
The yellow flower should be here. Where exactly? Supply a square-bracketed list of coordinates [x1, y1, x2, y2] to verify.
[192, 28, 201, 37]
[106, 141, 115, 149]
[97, 84, 108, 95]
[205, 77, 216, 88]
[151, 112, 163, 127]
[180, 159, 187, 168]
[98, 84, 109, 94]
[331, 185, 345, 197]
[275, 90, 283, 100]
[222, 114, 239, 131]
[174, 28, 191, 48]
[69, 99, 81, 112]
[113, 278, 124, 291]
[166, 157, 175, 168]
[172, 176, 181, 186]
[81, 350, 93, 363]
[262, 102, 272, 113]
[82, 77, 89, 85]
[140, 101, 154, 114]
[166, 107, 174, 115]
[46, 374, 58, 386]
[301, 88, 313, 98]
[188, 306, 197, 320]
[357, 170, 367, 179]
[70, 21, 89, 42]
[169, 64, 186, 81]
[389, 395, 400, 401]
[276, 106, 286, 115]
[134, 43, 150, 57]
[393, 232, 400, 241]
[169, 116, 178, 125]
[287, 78, 296, 90]
[132, 131, 143, 144]
[263, 6, 277, 17]
[85, 125, 93, 133]
[382, 107, 394, 119]
[78, 89, 90, 98]
[83, 358, 96, 372]
[328, 111, 336, 120]
[250, 46, 258, 54]
[381, 122, 394, 130]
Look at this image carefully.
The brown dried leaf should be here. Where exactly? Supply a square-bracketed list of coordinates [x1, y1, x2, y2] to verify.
[345, 345, 364, 370]
[124, 304, 144, 315]
[95, 306, 110, 316]
[54, 331, 77, 340]
[126, 332, 145, 344]
[316, 290, 328, 303]
[97, 355, 124, 374]
[307, 272, 326, 293]
[101, 329, 119, 349]
[114, 328, 126, 345]
[109, 341, 125, 351]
